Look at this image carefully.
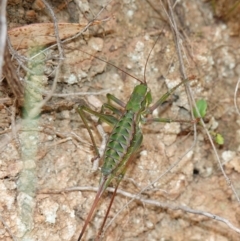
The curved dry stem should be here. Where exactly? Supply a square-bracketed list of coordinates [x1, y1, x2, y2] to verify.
[27, 0, 64, 119]
[28, 0, 114, 61]
[0, 0, 13, 157]
[40, 186, 240, 235]
[234, 77, 240, 116]
[0, 0, 7, 77]
[164, 0, 240, 202]
[0, 215, 17, 241]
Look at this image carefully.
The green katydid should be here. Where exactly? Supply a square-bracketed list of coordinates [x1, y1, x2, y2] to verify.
[76, 42, 193, 241]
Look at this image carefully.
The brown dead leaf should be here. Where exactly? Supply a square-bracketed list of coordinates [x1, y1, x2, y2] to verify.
[8, 22, 97, 50]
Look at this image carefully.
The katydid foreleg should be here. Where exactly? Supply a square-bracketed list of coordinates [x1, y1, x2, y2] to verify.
[99, 93, 127, 119]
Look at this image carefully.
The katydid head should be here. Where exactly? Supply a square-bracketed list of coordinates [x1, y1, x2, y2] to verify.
[126, 84, 152, 112]
[125, 34, 161, 112]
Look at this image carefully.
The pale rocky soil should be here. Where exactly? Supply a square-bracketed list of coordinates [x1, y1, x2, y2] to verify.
[1, 1, 240, 241]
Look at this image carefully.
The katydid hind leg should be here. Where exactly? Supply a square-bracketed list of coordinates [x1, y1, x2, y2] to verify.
[77, 177, 107, 241]
[77, 106, 100, 159]
[77, 103, 120, 161]
[96, 181, 120, 241]
[96, 153, 138, 241]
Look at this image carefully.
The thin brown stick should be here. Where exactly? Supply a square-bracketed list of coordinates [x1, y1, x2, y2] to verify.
[234, 77, 240, 116]
[26, 0, 64, 119]
[167, 0, 240, 203]
[0, 2, 18, 240]
[0, 215, 17, 241]
[28, 1, 114, 61]
[0, 0, 7, 77]
[40, 186, 240, 234]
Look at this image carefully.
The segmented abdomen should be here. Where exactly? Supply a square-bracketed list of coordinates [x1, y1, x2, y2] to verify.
[101, 110, 136, 176]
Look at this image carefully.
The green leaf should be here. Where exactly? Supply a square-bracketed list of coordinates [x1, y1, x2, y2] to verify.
[193, 99, 207, 118]
[215, 133, 224, 145]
